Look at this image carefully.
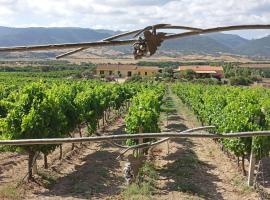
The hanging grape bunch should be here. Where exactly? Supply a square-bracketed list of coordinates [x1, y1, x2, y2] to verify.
[133, 37, 148, 59]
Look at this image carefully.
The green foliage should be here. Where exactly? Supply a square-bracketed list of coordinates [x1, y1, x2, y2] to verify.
[179, 69, 197, 80]
[223, 63, 262, 85]
[172, 83, 270, 158]
[190, 78, 221, 85]
[125, 74, 142, 83]
[162, 67, 174, 78]
[138, 161, 158, 184]
[229, 76, 253, 86]
[122, 182, 153, 200]
[5, 82, 66, 154]
[123, 161, 157, 200]
[125, 84, 165, 145]
[261, 68, 270, 78]
[0, 60, 96, 72]
[223, 63, 262, 78]
[0, 78, 140, 179]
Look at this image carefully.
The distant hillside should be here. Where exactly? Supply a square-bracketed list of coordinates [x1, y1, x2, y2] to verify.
[0, 27, 111, 46]
[162, 35, 234, 55]
[207, 33, 249, 48]
[0, 26, 269, 58]
[237, 35, 270, 57]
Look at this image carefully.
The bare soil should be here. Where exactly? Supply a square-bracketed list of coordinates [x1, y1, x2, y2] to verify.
[152, 92, 259, 200]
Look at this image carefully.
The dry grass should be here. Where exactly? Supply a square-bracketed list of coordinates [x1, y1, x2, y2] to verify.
[0, 184, 23, 200]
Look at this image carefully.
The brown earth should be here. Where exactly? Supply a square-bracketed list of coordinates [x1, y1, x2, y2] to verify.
[151, 91, 259, 200]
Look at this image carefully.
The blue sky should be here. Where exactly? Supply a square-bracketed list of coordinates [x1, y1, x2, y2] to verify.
[0, 0, 270, 39]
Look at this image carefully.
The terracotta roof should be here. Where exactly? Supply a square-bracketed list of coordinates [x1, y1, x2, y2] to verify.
[97, 65, 160, 71]
[178, 65, 223, 72]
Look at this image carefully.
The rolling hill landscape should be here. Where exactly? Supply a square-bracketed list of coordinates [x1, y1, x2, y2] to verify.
[0, 26, 269, 58]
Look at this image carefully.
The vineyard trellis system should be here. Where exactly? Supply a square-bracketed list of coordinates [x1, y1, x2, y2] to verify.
[1, 129, 270, 145]
[1, 23, 270, 197]
[1, 128, 270, 186]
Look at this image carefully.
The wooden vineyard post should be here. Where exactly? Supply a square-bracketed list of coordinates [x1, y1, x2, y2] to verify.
[59, 145, 63, 160]
[248, 138, 256, 186]
[32, 155, 38, 175]
[167, 140, 170, 155]
[138, 126, 143, 155]
[125, 127, 145, 185]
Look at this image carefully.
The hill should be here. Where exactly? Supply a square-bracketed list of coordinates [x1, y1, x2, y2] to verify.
[0, 27, 111, 46]
[162, 35, 234, 55]
[0, 26, 269, 58]
[237, 35, 270, 57]
[207, 33, 249, 48]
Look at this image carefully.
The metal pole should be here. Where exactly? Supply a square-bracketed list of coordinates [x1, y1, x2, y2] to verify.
[2, 129, 270, 146]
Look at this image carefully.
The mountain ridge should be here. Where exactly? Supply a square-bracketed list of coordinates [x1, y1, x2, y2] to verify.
[0, 26, 269, 58]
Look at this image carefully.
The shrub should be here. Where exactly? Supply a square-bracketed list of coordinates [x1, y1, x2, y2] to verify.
[229, 76, 253, 86]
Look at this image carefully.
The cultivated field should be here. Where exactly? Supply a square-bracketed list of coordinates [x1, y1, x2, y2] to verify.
[0, 62, 270, 199]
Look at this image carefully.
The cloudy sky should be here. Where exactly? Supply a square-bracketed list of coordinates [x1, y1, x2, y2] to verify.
[0, 0, 270, 39]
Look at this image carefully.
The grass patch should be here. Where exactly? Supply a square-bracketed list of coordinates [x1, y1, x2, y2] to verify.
[161, 106, 175, 113]
[232, 174, 255, 193]
[122, 182, 154, 200]
[170, 92, 201, 127]
[37, 169, 58, 189]
[122, 161, 157, 200]
[0, 184, 22, 200]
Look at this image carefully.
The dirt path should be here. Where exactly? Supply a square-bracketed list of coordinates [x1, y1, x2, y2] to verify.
[152, 90, 259, 200]
[0, 112, 128, 200]
[26, 118, 127, 200]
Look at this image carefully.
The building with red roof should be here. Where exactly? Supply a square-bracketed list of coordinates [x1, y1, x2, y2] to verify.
[177, 65, 224, 78]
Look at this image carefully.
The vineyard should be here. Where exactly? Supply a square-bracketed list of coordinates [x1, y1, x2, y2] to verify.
[0, 73, 270, 199]
[0, 78, 142, 180]
[173, 84, 270, 172]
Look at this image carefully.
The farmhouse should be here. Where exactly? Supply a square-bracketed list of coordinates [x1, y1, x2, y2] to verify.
[96, 64, 161, 78]
[177, 65, 224, 78]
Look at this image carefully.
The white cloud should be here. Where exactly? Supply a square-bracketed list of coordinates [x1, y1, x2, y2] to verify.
[0, 0, 269, 38]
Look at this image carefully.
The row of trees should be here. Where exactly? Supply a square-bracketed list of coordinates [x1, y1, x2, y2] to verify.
[0, 60, 96, 72]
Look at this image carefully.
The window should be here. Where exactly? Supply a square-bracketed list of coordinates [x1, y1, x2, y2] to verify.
[118, 71, 122, 77]
[100, 70, 104, 75]
[109, 71, 113, 75]
[138, 72, 141, 75]
[145, 72, 147, 76]
[128, 71, 132, 77]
